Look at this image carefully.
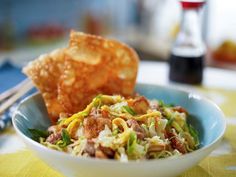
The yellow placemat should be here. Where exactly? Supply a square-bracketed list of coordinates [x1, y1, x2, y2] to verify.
[0, 150, 64, 177]
[1, 149, 236, 177]
[224, 125, 236, 150]
[181, 153, 236, 177]
[198, 87, 236, 118]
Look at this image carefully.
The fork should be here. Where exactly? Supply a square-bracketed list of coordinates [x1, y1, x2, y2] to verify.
[0, 79, 34, 130]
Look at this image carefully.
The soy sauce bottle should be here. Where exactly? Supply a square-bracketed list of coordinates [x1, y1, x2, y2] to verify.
[169, 0, 206, 84]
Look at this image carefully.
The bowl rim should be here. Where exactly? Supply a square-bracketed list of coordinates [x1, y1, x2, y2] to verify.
[12, 83, 226, 165]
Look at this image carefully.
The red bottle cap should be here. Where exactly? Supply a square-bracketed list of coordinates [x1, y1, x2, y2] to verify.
[180, 0, 205, 9]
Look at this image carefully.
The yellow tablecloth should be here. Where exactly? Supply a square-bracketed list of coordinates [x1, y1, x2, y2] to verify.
[1, 87, 236, 177]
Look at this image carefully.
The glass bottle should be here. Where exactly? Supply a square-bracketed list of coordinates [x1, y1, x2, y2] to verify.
[169, 0, 206, 84]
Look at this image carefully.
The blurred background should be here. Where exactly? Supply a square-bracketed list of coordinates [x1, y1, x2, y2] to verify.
[0, 0, 235, 69]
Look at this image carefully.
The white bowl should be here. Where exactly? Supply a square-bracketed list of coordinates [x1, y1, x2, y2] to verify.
[13, 84, 226, 177]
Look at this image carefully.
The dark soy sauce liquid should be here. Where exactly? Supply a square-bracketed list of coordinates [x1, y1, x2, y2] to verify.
[169, 54, 204, 84]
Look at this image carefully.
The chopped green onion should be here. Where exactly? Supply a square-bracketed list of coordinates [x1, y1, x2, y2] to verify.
[127, 131, 137, 154]
[158, 100, 174, 107]
[95, 94, 102, 99]
[172, 121, 183, 133]
[126, 131, 145, 159]
[112, 128, 119, 136]
[57, 129, 72, 148]
[93, 95, 102, 108]
[56, 140, 65, 148]
[166, 103, 175, 107]
[62, 129, 72, 145]
[167, 117, 174, 126]
[188, 124, 200, 146]
[183, 122, 189, 132]
[122, 106, 136, 116]
[158, 100, 165, 107]
[28, 128, 48, 142]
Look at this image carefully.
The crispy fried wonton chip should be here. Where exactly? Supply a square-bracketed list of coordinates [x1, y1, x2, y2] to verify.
[23, 31, 139, 123]
[23, 49, 67, 123]
[59, 31, 139, 114]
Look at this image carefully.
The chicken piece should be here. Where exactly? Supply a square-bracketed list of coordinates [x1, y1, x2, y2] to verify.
[83, 117, 98, 139]
[99, 146, 115, 158]
[46, 132, 61, 144]
[83, 116, 112, 139]
[172, 106, 188, 114]
[97, 117, 112, 132]
[95, 150, 108, 159]
[148, 144, 166, 152]
[101, 109, 109, 118]
[129, 96, 150, 114]
[127, 119, 146, 139]
[167, 129, 187, 154]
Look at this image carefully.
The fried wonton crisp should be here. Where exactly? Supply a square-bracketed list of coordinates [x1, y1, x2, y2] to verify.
[23, 31, 139, 123]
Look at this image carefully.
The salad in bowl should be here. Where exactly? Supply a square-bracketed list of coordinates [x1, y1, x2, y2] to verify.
[29, 94, 199, 161]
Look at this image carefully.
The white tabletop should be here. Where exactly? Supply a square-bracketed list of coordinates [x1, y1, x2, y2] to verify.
[138, 61, 236, 90]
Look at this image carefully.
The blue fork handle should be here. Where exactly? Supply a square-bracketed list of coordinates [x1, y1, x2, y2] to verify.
[0, 113, 12, 131]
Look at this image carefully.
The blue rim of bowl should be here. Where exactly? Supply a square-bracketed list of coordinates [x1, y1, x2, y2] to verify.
[12, 83, 226, 165]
